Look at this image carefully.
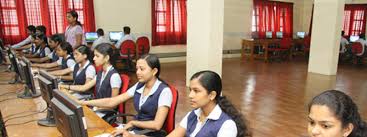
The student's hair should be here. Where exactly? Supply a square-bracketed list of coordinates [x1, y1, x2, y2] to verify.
[94, 43, 115, 66]
[342, 31, 345, 36]
[190, 71, 252, 137]
[59, 42, 73, 55]
[359, 33, 365, 39]
[67, 10, 82, 26]
[76, 45, 92, 62]
[35, 33, 48, 45]
[308, 90, 367, 137]
[123, 26, 130, 34]
[97, 28, 104, 36]
[50, 34, 64, 44]
[27, 25, 36, 34]
[36, 25, 46, 34]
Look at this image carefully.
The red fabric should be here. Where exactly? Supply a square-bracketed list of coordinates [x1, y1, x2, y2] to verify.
[152, 0, 187, 46]
[352, 42, 363, 55]
[119, 40, 136, 59]
[165, 84, 178, 133]
[343, 4, 367, 36]
[0, 0, 96, 44]
[253, 0, 293, 38]
[136, 36, 150, 56]
[118, 74, 130, 114]
[280, 37, 292, 49]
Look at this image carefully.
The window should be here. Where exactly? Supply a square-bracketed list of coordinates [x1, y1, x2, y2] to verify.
[48, 0, 65, 34]
[0, 0, 19, 36]
[342, 5, 367, 37]
[24, 0, 43, 26]
[68, 0, 84, 25]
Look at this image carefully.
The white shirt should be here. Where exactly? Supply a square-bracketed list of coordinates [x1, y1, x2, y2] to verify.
[340, 37, 349, 53]
[71, 60, 96, 79]
[127, 80, 172, 109]
[36, 46, 51, 56]
[47, 51, 56, 59]
[115, 34, 134, 49]
[94, 65, 121, 89]
[355, 38, 366, 56]
[56, 55, 76, 69]
[179, 105, 237, 137]
[91, 36, 111, 50]
[11, 35, 32, 48]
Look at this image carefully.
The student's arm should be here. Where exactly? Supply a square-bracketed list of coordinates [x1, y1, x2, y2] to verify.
[49, 68, 72, 76]
[81, 92, 132, 108]
[13, 44, 32, 51]
[124, 106, 170, 131]
[29, 56, 50, 63]
[166, 126, 186, 137]
[59, 78, 96, 92]
[59, 75, 73, 81]
[32, 62, 59, 68]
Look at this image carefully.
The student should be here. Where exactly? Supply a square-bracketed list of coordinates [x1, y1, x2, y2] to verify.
[355, 33, 366, 57]
[116, 70, 251, 137]
[78, 54, 172, 136]
[308, 90, 367, 137]
[59, 43, 121, 102]
[29, 34, 63, 63]
[11, 25, 36, 49]
[340, 31, 349, 54]
[24, 33, 51, 58]
[32, 42, 75, 70]
[65, 10, 85, 49]
[115, 26, 134, 49]
[91, 28, 110, 50]
[36, 25, 47, 35]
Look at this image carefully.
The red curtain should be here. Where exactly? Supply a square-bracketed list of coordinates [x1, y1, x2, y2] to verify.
[152, 0, 187, 46]
[253, 0, 293, 38]
[0, 0, 96, 45]
[343, 4, 367, 37]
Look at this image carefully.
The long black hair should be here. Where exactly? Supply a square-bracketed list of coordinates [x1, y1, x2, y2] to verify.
[67, 10, 82, 26]
[94, 43, 115, 67]
[190, 71, 252, 137]
[59, 42, 73, 55]
[35, 33, 48, 46]
[308, 90, 367, 137]
[76, 45, 92, 63]
[50, 34, 64, 44]
[138, 54, 168, 85]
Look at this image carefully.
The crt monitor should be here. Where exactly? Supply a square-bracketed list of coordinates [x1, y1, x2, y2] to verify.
[85, 32, 98, 43]
[38, 71, 58, 126]
[51, 89, 87, 137]
[276, 32, 283, 39]
[109, 31, 123, 42]
[18, 56, 40, 98]
[350, 35, 359, 42]
[266, 32, 273, 39]
[297, 32, 306, 39]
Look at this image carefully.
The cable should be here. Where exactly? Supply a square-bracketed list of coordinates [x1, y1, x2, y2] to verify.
[4, 107, 47, 124]
[0, 92, 16, 96]
[0, 97, 17, 103]
[4, 119, 38, 127]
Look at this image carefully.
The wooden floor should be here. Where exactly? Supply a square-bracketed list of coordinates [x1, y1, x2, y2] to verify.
[1, 58, 367, 137]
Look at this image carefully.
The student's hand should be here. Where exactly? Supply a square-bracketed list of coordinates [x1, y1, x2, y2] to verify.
[111, 129, 124, 137]
[119, 130, 143, 137]
[122, 121, 135, 131]
[58, 84, 67, 91]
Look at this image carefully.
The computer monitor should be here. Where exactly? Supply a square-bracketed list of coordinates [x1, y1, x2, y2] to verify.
[276, 32, 283, 39]
[7, 49, 25, 82]
[51, 89, 87, 137]
[251, 32, 259, 39]
[85, 32, 98, 43]
[17, 57, 41, 99]
[350, 35, 359, 42]
[297, 32, 306, 39]
[266, 31, 272, 39]
[109, 31, 123, 42]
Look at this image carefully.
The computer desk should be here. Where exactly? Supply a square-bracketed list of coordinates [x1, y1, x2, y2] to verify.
[0, 78, 114, 137]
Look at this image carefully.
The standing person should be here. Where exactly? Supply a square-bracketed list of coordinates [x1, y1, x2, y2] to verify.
[65, 10, 85, 49]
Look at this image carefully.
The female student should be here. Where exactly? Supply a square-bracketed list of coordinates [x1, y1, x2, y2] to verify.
[32, 42, 75, 70]
[29, 34, 62, 63]
[308, 90, 367, 137]
[65, 10, 85, 49]
[59, 43, 121, 103]
[25, 33, 51, 58]
[116, 71, 252, 137]
[78, 54, 172, 136]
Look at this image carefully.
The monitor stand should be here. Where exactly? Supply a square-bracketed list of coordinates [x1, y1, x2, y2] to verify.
[17, 85, 41, 99]
[38, 107, 56, 127]
[8, 74, 22, 84]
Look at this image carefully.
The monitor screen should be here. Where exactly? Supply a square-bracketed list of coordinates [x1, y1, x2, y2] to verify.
[276, 32, 283, 39]
[85, 32, 98, 42]
[51, 89, 87, 137]
[109, 31, 123, 42]
[266, 32, 272, 39]
[251, 32, 259, 39]
[350, 35, 359, 42]
[297, 32, 306, 39]
[21, 57, 37, 95]
[38, 76, 53, 104]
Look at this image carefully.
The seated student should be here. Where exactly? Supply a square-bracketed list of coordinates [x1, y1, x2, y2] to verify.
[308, 90, 367, 137]
[10, 25, 36, 49]
[340, 31, 349, 54]
[32, 42, 75, 70]
[91, 28, 111, 51]
[24, 33, 51, 58]
[29, 34, 63, 63]
[35, 25, 47, 35]
[115, 26, 134, 49]
[79, 54, 172, 136]
[116, 70, 251, 137]
[355, 33, 366, 57]
[59, 43, 121, 107]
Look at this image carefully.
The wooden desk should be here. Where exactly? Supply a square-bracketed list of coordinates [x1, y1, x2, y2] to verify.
[241, 38, 280, 62]
[1, 81, 114, 137]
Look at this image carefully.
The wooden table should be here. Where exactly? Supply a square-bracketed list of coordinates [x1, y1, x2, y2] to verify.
[241, 38, 280, 62]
